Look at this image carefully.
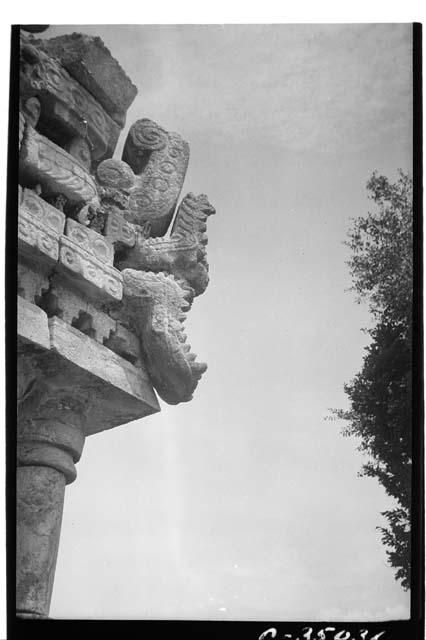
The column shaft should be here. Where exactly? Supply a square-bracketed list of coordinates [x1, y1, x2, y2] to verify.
[16, 465, 66, 618]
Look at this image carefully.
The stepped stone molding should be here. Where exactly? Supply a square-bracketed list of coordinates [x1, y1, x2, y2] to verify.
[58, 236, 123, 302]
[18, 260, 51, 304]
[65, 218, 114, 265]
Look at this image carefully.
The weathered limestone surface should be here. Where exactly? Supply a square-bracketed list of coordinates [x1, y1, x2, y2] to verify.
[104, 209, 136, 249]
[18, 295, 50, 349]
[20, 33, 122, 163]
[36, 277, 117, 345]
[21, 188, 66, 234]
[65, 218, 114, 265]
[51, 316, 159, 433]
[58, 236, 123, 302]
[16, 28, 215, 619]
[96, 159, 135, 213]
[21, 96, 41, 129]
[16, 466, 66, 618]
[17, 336, 88, 618]
[119, 270, 207, 404]
[18, 308, 159, 436]
[117, 192, 215, 296]
[103, 322, 143, 368]
[41, 33, 138, 127]
[20, 124, 99, 206]
[122, 118, 190, 236]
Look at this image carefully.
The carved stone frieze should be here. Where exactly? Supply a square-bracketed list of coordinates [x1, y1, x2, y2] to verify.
[119, 269, 207, 404]
[40, 33, 138, 127]
[18, 208, 60, 266]
[103, 209, 136, 249]
[21, 188, 66, 235]
[58, 236, 123, 302]
[65, 218, 114, 265]
[20, 125, 99, 206]
[65, 136, 92, 172]
[122, 118, 190, 236]
[117, 192, 215, 296]
[20, 34, 122, 163]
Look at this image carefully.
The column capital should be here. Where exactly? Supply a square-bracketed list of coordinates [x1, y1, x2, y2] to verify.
[18, 358, 90, 484]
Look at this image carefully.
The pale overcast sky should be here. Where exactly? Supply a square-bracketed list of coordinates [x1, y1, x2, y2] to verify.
[40, 24, 412, 620]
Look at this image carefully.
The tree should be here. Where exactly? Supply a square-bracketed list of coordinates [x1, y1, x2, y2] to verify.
[334, 170, 413, 590]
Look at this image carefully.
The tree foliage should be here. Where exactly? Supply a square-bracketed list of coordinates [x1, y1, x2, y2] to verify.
[335, 170, 413, 590]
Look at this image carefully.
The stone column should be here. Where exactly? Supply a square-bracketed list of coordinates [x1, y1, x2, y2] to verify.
[16, 365, 87, 619]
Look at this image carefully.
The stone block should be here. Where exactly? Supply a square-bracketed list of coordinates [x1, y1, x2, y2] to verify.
[65, 218, 114, 265]
[86, 302, 117, 344]
[41, 34, 138, 126]
[103, 209, 136, 248]
[21, 188, 66, 234]
[47, 317, 159, 435]
[20, 36, 122, 162]
[18, 208, 60, 266]
[58, 236, 123, 302]
[19, 126, 99, 205]
[103, 322, 143, 368]
[17, 295, 50, 349]
[36, 275, 117, 345]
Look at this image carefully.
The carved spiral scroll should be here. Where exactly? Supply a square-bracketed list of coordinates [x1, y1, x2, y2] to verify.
[121, 118, 190, 236]
[124, 118, 168, 155]
[97, 158, 135, 191]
